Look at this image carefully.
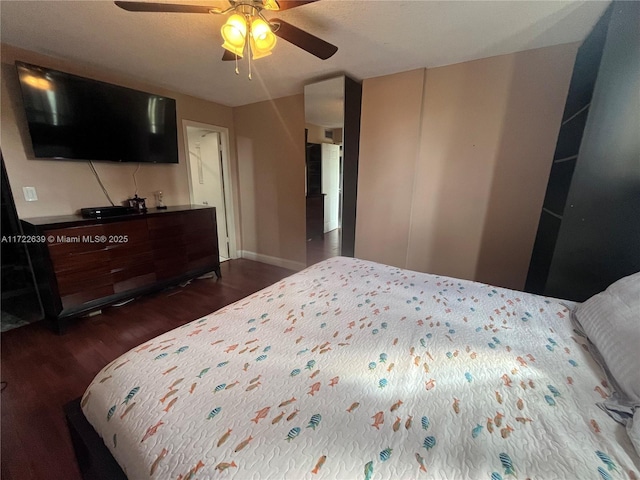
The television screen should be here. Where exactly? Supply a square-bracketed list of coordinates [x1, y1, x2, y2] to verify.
[16, 62, 178, 164]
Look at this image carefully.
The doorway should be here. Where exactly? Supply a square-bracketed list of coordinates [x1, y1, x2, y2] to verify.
[183, 121, 237, 263]
[305, 139, 343, 266]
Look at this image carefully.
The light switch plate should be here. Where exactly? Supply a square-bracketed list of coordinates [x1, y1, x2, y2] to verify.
[23, 186, 38, 202]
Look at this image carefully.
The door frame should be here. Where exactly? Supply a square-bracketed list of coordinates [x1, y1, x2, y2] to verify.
[182, 119, 238, 260]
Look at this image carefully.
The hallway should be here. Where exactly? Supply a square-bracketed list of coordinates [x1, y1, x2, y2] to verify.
[306, 228, 341, 266]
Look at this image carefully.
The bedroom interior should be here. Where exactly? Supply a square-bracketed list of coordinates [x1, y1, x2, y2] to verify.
[1, 1, 639, 479]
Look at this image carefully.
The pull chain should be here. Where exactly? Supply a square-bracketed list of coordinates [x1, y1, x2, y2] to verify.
[228, 14, 256, 79]
[247, 18, 252, 80]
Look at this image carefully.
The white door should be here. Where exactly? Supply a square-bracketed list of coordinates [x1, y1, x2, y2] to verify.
[321, 143, 340, 233]
[186, 128, 230, 261]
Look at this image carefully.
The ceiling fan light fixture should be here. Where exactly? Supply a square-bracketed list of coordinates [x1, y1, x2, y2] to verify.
[250, 17, 277, 57]
[221, 13, 247, 57]
[250, 38, 273, 59]
[115, 1, 339, 67]
[262, 0, 280, 11]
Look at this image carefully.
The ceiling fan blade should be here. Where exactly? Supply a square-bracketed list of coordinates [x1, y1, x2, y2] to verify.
[222, 49, 237, 61]
[271, 18, 337, 60]
[275, 1, 320, 11]
[114, 1, 220, 14]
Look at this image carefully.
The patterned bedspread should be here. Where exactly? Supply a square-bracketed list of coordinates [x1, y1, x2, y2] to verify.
[82, 257, 640, 479]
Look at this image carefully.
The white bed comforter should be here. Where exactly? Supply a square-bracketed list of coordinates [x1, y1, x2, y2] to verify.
[82, 257, 640, 479]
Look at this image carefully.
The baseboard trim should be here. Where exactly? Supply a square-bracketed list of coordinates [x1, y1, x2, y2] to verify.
[239, 251, 306, 272]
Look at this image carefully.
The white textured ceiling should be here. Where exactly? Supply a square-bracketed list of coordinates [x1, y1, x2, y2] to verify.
[1, 0, 609, 107]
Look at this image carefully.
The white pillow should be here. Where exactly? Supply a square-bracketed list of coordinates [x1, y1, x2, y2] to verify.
[574, 271, 640, 402]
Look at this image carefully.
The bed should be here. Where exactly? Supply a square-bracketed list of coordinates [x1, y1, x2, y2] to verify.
[76, 256, 640, 479]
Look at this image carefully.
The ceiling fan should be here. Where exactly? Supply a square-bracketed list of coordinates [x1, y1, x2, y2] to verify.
[114, 0, 338, 63]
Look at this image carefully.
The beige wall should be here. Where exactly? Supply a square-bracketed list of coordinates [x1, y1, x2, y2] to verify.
[355, 68, 425, 268]
[0, 44, 238, 229]
[1, 42, 579, 280]
[234, 95, 306, 269]
[1, 45, 308, 270]
[356, 43, 578, 290]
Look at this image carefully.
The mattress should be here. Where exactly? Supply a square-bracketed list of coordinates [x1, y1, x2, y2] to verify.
[81, 257, 640, 479]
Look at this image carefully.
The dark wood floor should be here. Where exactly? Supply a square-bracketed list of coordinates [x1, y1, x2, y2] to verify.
[306, 227, 341, 266]
[0, 259, 293, 480]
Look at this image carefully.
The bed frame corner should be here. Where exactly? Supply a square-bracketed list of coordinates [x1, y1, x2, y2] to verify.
[64, 398, 127, 480]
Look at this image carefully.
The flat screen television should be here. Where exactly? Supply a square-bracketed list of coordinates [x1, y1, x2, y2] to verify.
[16, 61, 178, 164]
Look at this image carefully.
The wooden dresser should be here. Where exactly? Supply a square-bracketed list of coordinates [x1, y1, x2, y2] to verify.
[21, 205, 220, 332]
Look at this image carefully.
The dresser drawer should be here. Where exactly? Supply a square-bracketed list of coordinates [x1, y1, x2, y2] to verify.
[147, 214, 184, 231]
[183, 210, 215, 234]
[187, 240, 217, 260]
[46, 225, 107, 255]
[50, 249, 110, 274]
[109, 249, 154, 268]
[104, 219, 150, 245]
[155, 254, 189, 280]
[56, 264, 113, 297]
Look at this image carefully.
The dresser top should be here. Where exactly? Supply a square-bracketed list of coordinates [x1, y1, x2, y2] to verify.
[21, 205, 213, 229]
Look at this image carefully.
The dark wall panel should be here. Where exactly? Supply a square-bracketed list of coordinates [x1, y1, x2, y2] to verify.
[543, 159, 578, 214]
[544, 1, 640, 301]
[525, 6, 612, 295]
[525, 211, 562, 296]
[553, 108, 590, 161]
[341, 76, 362, 258]
[560, 6, 612, 123]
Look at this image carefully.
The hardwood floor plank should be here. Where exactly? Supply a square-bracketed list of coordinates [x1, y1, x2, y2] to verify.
[0, 259, 293, 480]
[306, 227, 341, 266]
